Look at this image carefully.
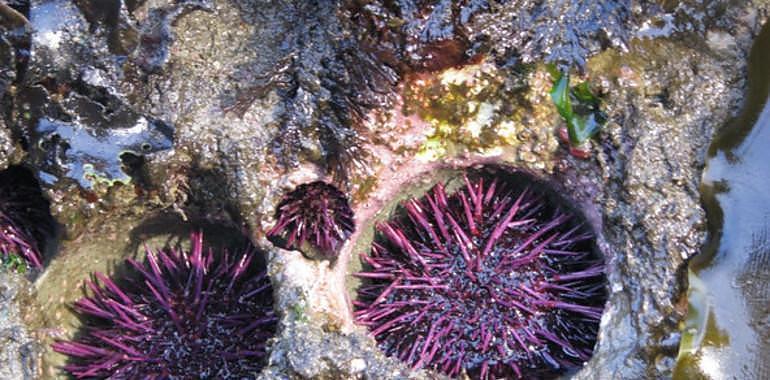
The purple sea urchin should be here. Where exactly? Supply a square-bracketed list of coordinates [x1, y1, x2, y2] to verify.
[267, 181, 355, 259]
[354, 171, 607, 379]
[0, 166, 54, 269]
[53, 233, 277, 378]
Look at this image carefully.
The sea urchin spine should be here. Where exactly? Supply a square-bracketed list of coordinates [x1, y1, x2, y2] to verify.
[0, 167, 53, 269]
[267, 181, 355, 259]
[354, 173, 607, 379]
[53, 232, 277, 379]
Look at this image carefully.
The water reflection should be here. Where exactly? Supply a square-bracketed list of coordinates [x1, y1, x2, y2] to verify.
[675, 21, 770, 379]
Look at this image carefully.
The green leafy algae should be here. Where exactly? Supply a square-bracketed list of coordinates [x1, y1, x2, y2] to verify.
[548, 66, 607, 146]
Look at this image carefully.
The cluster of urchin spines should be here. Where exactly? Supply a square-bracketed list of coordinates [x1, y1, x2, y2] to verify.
[0, 167, 53, 269]
[354, 173, 607, 379]
[267, 181, 355, 259]
[53, 232, 277, 379]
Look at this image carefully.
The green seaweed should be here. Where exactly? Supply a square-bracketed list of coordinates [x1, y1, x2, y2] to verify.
[548, 66, 607, 146]
[2, 253, 27, 273]
[291, 302, 309, 323]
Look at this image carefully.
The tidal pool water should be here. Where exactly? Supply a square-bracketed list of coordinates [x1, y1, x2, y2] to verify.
[675, 21, 770, 379]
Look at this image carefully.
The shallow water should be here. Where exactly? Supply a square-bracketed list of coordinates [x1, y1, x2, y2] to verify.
[675, 21, 770, 379]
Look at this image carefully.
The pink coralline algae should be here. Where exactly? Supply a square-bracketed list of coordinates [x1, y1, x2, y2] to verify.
[267, 181, 355, 259]
[53, 233, 277, 379]
[354, 173, 607, 379]
[0, 167, 53, 269]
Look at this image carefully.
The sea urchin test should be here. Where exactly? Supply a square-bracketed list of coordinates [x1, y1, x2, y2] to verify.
[268, 181, 355, 260]
[53, 233, 276, 378]
[354, 171, 607, 379]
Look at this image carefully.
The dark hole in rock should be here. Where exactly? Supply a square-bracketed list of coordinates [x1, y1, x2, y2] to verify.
[267, 181, 355, 261]
[124, 0, 146, 13]
[118, 151, 144, 170]
[4, 0, 30, 17]
[0, 165, 57, 270]
[118, 151, 150, 190]
[42, 215, 277, 378]
[351, 166, 608, 379]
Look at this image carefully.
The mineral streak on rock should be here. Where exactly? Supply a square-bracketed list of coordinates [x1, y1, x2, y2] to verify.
[268, 181, 355, 260]
[52, 232, 277, 378]
[355, 171, 607, 379]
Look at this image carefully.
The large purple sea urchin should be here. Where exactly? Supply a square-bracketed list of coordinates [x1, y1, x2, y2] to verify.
[53, 233, 277, 379]
[354, 171, 607, 379]
[0, 166, 54, 268]
[268, 181, 355, 259]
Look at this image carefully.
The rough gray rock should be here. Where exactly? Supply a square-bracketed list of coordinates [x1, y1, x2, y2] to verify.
[0, 119, 15, 170]
[0, 272, 38, 380]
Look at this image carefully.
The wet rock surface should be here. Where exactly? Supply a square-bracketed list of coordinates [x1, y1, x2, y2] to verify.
[0, 118, 16, 169]
[0, 272, 38, 380]
[0, 0, 768, 379]
[0, 1, 28, 170]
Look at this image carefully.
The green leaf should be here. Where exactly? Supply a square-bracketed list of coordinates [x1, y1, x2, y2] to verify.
[569, 114, 600, 146]
[550, 71, 573, 120]
[573, 81, 598, 103]
[548, 69, 607, 147]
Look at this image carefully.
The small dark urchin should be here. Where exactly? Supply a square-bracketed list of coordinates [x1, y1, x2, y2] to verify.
[53, 233, 277, 379]
[0, 166, 53, 269]
[267, 181, 355, 259]
[354, 172, 607, 379]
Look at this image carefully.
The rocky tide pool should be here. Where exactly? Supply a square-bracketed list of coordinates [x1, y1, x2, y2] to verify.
[0, 1, 769, 379]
